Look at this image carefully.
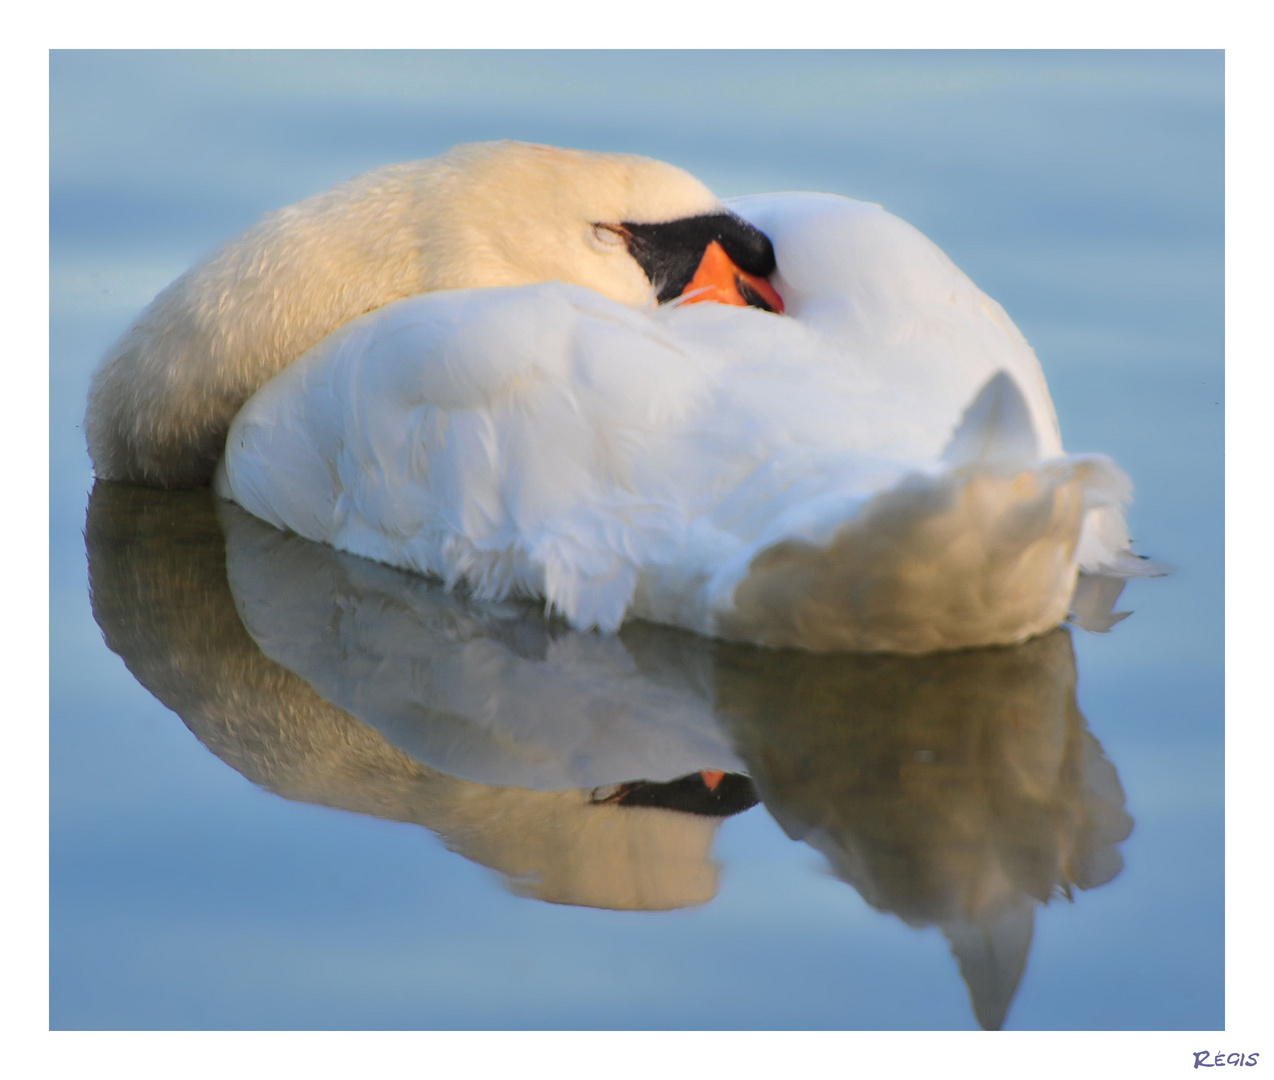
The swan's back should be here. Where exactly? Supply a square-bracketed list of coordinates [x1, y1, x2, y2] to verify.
[726, 193, 1064, 460]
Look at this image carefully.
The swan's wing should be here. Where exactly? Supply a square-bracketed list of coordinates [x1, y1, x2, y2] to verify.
[217, 282, 727, 632]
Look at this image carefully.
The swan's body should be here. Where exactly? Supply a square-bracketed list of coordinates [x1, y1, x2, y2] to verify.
[86, 140, 1151, 652]
[214, 192, 1148, 653]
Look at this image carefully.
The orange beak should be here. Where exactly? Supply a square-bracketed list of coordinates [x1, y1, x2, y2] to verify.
[679, 241, 785, 314]
[699, 770, 726, 791]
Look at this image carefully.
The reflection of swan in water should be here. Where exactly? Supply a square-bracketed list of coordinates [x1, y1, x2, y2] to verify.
[85, 483, 753, 911]
[220, 501, 747, 793]
[86, 483, 1133, 1027]
[713, 632, 1133, 1030]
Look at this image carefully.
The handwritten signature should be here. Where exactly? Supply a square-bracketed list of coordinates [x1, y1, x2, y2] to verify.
[1194, 1053, 1260, 1068]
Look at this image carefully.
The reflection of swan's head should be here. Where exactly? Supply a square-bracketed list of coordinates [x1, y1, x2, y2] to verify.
[714, 632, 1133, 1029]
[430, 780, 734, 911]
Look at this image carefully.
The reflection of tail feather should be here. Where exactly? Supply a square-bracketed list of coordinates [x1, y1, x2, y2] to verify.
[943, 901, 1035, 1032]
[713, 626, 1133, 1029]
[1068, 730, 1134, 890]
[84, 482, 723, 912]
[1069, 574, 1134, 633]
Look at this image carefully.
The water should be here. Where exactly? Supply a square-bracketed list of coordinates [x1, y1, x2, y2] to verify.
[50, 50, 1223, 1031]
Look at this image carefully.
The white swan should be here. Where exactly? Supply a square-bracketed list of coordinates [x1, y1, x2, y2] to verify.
[213, 187, 1152, 653]
[86, 139, 1153, 653]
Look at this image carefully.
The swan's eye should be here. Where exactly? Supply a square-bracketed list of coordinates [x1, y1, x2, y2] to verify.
[591, 223, 629, 250]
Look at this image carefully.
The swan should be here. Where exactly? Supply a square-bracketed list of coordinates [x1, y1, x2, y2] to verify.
[87, 139, 1154, 652]
[85, 141, 780, 486]
[212, 189, 1154, 652]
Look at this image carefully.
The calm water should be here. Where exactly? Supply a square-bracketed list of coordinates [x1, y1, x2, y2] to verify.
[50, 51, 1223, 1030]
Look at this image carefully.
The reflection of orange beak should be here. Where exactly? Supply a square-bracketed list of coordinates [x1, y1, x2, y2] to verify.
[699, 770, 726, 791]
[680, 241, 784, 314]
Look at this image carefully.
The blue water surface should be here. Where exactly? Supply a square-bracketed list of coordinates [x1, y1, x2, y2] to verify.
[49, 50, 1223, 1031]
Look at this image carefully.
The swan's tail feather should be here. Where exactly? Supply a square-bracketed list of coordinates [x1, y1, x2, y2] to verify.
[708, 372, 1149, 653]
[941, 370, 1040, 472]
[946, 369, 1167, 600]
[1077, 513, 1169, 580]
[943, 371, 1164, 573]
[711, 465, 1088, 652]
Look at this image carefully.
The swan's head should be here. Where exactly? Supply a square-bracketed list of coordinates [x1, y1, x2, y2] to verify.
[426, 141, 783, 313]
